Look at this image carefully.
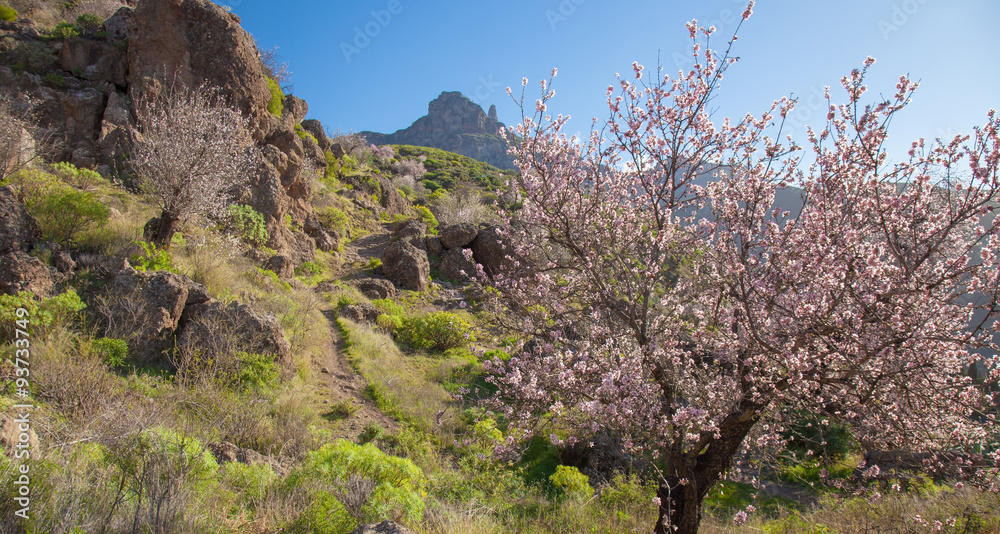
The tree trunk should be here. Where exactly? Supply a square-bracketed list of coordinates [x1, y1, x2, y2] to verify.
[655, 479, 701, 534]
[145, 211, 178, 250]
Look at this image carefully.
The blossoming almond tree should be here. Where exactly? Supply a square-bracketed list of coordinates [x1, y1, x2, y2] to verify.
[479, 6, 1000, 533]
[129, 85, 256, 248]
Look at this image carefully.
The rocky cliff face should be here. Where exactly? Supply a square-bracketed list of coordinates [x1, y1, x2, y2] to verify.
[1, 0, 336, 264]
[361, 91, 515, 170]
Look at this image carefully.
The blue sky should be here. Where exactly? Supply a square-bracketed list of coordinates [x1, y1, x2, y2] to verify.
[228, 0, 999, 162]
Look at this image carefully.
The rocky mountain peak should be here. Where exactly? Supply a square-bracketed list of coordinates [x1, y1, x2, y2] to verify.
[361, 91, 514, 170]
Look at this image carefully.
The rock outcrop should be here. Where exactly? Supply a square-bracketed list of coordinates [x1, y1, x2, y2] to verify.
[361, 91, 514, 170]
[127, 0, 273, 140]
[350, 278, 398, 300]
[0, 186, 39, 254]
[381, 240, 430, 291]
[177, 301, 293, 367]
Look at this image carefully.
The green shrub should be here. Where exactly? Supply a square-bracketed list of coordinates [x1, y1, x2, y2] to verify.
[266, 77, 283, 117]
[317, 207, 350, 238]
[31, 186, 110, 244]
[782, 411, 855, 462]
[550, 465, 593, 499]
[75, 13, 102, 32]
[228, 204, 269, 247]
[413, 205, 438, 235]
[0, 4, 17, 21]
[0, 289, 86, 340]
[4, 40, 56, 72]
[375, 313, 403, 333]
[296, 261, 322, 277]
[50, 21, 81, 40]
[231, 351, 279, 391]
[365, 257, 382, 272]
[288, 491, 357, 534]
[130, 241, 177, 273]
[289, 439, 427, 525]
[394, 311, 475, 352]
[221, 462, 277, 508]
[92, 337, 128, 369]
[371, 298, 404, 316]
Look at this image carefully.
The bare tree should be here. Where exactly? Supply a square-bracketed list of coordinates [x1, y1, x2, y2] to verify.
[129, 85, 256, 248]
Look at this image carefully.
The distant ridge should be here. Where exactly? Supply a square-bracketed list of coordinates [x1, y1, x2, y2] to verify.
[361, 91, 515, 170]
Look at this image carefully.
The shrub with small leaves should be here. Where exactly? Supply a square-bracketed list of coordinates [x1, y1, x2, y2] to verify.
[227, 203, 269, 247]
[31, 186, 110, 244]
[76, 13, 103, 32]
[317, 207, 350, 238]
[394, 311, 474, 352]
[130, 241, 177, 273]
[50, 21, 81, 40]
[413, 205, 438, 235]
[0, 4, 17, 21]
[288, 439, 427, 525]
[92, 337, 128, 369]
[0, 289, 86, 341]
[266, 77, 283, 117]
[550, 465, 593, 499]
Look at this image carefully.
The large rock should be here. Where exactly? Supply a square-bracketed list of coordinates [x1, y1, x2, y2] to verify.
[59, 37, 127, 88]
[300, 119, 329, 151]
[0, 251, 53, 296]
[339, 303, 380, 324]
[177, 301, 292, 367]
[360, 91, 514, 170]
[393, 218, 426, 241]
[127, 0, 274, 140]
[438, 247, 476, 283]
[281, 94, 308, 129]
[350, 278, 397, 300]
[207, 441, 280, 471]
[101, 268, 210, 364]
[381, 240, 430, 291]
[103, 6, 134, 42]
[264, 254, 294, 279]
[350, 522, 415, 534]
[0, 186, 40, 254]
[470, 226, 514, 278]
[439, 223, 479, 250]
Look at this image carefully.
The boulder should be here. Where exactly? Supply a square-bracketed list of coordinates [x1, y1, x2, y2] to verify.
[59, 37, 127, 88]
[103, 6, 134, 42]
[381, 240, 429, 291]
[378, 177, 408, 217]
[127, 0, 274, 140]
[439, 223, 479, 250]
[438, 247, 477, 283]
[425, 236, 443, 257]
[300, 119, 329, 151]
[264, 254, 295, 279]
[101, 268, 210, 363]
[470, 226, 513, 278]
[177, 301, 292, 367]
[303, 214, 338, 253]
[98, 90, 131, 158]
[350, 278, 397, 300]
[393, 218, 426, 241]
[0, 186, 40, 254]
[0, 251, 53, 296]
[53, 251, 75, 273]
[350, 521, 415, 534]
[339, 303, 380, 324]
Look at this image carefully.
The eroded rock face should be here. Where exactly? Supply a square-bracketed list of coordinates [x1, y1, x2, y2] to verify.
[59, 37, 127, 88]
[393, 218, 426, 241]
[361, 91, 514, 169]
[0, 251, 53, 296]
[381, 240, 429, 291]
[0, 186, 40, 254]
[177, 300, 292, 367]
[127, 0, 273, 140]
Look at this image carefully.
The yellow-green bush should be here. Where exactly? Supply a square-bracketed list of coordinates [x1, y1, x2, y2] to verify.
[392, 311, 475, 352]
[0, 4, 17, 21]
[0, 289, 85, 341]
[289, 439, 427, 526]
[32, 186, 110, 244]
[550, 465, 593, 500]
[267, 77, 283, 116]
